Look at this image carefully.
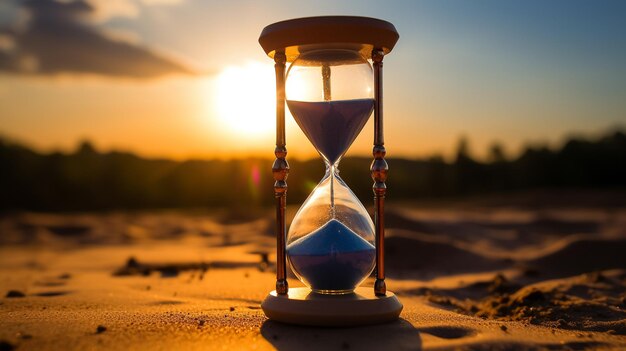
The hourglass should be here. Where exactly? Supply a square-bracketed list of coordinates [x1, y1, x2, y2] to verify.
[259, 16, 401, 326]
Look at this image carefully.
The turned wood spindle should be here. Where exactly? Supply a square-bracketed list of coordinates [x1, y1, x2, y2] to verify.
[272, 51, 289, 295]
[371, 48, 388, 296]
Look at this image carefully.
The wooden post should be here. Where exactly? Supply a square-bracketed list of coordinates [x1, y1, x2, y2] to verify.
[272, 51, 289, 295]
[371, 48, 388, 296]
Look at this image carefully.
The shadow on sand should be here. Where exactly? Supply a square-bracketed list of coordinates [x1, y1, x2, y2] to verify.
[260, 318, 422, 350]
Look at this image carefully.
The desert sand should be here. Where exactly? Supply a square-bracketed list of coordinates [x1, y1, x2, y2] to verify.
[1, 194, 626, 350]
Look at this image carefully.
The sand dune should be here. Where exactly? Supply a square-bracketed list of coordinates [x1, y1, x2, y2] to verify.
[527, 237, 626, 278]
[1, 199, 625, 350]
[386, 229, 507, 275]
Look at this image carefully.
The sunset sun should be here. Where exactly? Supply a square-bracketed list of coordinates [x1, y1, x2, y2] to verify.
[214, 62, 275, 136]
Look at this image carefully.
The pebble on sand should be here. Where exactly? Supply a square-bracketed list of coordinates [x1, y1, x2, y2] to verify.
[5, 290, 25, 298]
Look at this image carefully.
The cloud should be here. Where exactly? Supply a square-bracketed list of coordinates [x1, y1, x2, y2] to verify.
[0, 0, 195, 79]
[138, 0, 185, 6]
[84, 0, 139, 22]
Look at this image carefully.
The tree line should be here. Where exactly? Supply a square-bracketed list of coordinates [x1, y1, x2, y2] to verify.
[1, 130, 624, 211]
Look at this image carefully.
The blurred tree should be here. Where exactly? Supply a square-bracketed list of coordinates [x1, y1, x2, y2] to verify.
[488, 142, 507, 163]
[455, 135, 473, 164]
[77, 140, 98, 155]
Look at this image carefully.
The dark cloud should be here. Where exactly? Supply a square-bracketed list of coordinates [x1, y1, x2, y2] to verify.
[0, 0, 195, 78]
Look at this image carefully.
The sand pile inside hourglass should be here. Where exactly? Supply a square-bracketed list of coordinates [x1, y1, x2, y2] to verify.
[286, 97, 375, 293]
[287, 219, 375, 292]
[287, 98, 374, 165]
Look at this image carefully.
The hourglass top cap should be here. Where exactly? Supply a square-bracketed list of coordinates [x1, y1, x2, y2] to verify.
[259, 16, 399, 62]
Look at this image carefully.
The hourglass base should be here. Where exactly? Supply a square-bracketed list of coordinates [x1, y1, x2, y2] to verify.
[261, 287, 402, 327]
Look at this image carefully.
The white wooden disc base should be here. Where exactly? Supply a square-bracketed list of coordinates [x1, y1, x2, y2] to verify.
[261, 287, 403, 327]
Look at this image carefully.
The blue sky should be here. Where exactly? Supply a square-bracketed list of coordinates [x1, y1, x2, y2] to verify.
[1, 0, 625, 160]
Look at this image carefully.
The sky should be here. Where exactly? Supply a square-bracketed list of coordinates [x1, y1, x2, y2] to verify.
[0, 0, 625, 161]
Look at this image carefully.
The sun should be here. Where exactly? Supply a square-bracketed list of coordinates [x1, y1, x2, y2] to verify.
[214, 61, 275, 136]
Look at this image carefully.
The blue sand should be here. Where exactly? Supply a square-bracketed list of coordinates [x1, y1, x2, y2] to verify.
[287, 99, 374, 165]
[287, 219, 375, 292]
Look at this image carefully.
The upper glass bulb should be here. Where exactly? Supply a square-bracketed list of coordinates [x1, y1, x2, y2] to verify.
[286, 50, 374, 165]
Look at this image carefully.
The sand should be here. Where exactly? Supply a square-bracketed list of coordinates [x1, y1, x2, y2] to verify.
[1, 196, 626, 350]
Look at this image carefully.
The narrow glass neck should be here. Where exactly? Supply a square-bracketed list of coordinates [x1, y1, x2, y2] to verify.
[323, 160, 340, 177]
[324, 160, 340, 219]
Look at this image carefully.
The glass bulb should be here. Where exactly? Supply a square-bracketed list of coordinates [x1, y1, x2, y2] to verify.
[285, 49, 376, 294]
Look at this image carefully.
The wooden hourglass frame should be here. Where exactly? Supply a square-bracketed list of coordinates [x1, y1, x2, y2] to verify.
[259, 16, 401, 326]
